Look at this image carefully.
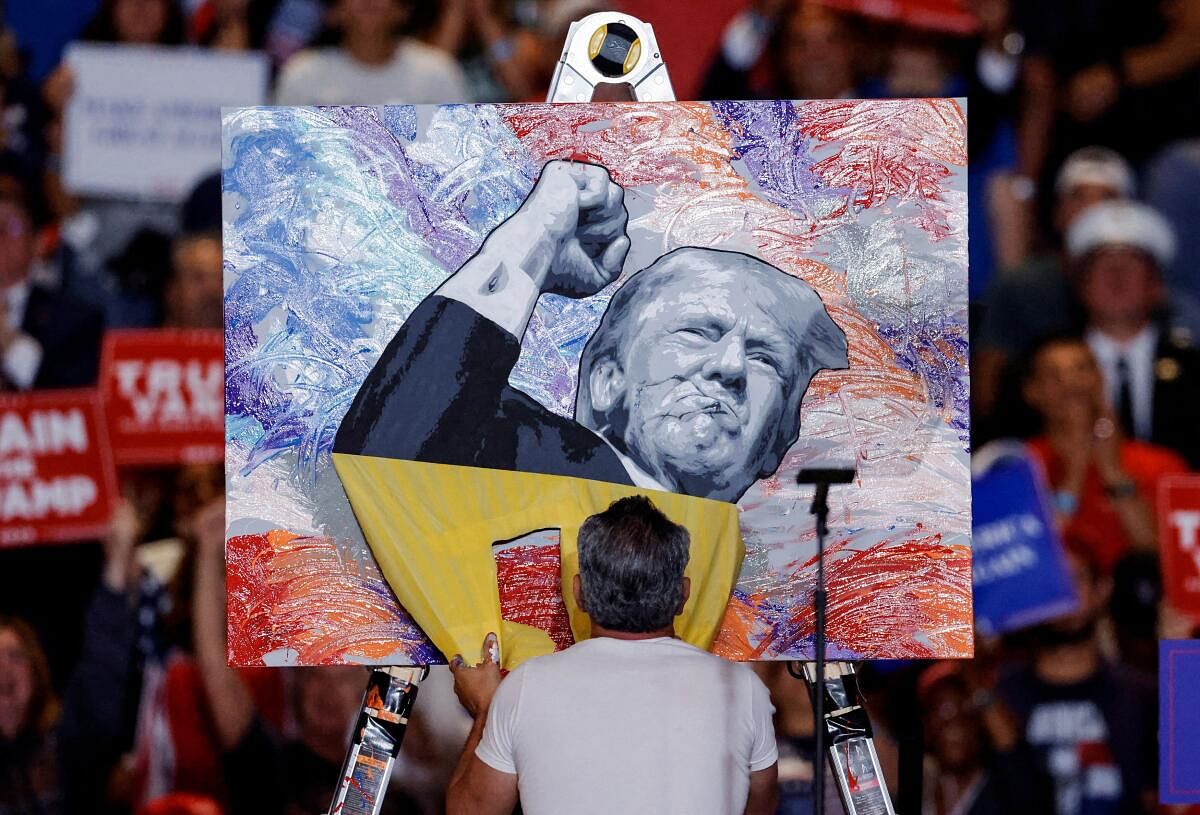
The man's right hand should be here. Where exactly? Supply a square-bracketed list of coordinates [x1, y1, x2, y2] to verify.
[450, 632, 502, 719]
[504, 160, 630, 299]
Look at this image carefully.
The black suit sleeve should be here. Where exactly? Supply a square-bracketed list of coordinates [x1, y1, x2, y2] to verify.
[333, 295, 522, 464]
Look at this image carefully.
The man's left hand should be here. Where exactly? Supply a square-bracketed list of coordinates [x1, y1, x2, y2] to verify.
[450, 633, 502, 718]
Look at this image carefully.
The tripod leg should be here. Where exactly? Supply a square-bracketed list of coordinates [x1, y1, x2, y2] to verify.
[799, 662, 896, 815]
[328, 666, 428, 815]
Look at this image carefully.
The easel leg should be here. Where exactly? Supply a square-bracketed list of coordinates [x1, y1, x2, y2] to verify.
[328, 666, 428, 815]
[797, 661, 896, 815]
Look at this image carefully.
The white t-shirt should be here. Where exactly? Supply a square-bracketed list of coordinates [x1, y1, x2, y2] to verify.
[476, 637, 778, 815]
[274, 41, 470, 105]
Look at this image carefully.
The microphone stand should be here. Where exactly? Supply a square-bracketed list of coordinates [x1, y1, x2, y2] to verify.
[810, 479, 831, 815]
[793, 468, 896, 815]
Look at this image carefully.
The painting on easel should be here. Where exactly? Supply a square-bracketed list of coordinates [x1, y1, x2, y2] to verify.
[222, 99, 971, 667]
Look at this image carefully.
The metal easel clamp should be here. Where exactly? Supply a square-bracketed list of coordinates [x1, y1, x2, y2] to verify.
[547, 12, 676, 103]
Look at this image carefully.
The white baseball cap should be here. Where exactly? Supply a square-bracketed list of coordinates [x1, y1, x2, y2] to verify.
[1054, 146, 1136, 198]
[1066, 200, 1177, 267]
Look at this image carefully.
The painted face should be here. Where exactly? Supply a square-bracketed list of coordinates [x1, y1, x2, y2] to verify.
[615, 267, 813, 501]
[0, 628, 34, 734]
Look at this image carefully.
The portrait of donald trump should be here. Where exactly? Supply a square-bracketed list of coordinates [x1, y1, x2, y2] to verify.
[333, 158, 850, 503]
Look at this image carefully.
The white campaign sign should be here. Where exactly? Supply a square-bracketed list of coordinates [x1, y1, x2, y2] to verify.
[63, 43, 268, 202]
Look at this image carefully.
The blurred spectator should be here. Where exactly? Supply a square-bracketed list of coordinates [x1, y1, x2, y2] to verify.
[56, 498, 148, 815]
[77, 0, 188, 45]
[274, 0, 468, 105]
[860, 27, 965, 99]
[1018, 0, 1200, 176]
[998, 548, 1157, 815]
[1021, 336, 1187, 575]
[164, 233, 223, 330]
[974, 146, 1134, 427]
[427, 0, 541, 102]
[0, 159, 104, 389]
[964, 0, 1026, 291]
[1145, 139, 1200, 311]
[0, 24, 49, 171]
[40, 0, 189, 311]
[1066, 199, 1200, 467]
[701, 0, 859, 101]
[58, 468, 281, 814]
[106, 228, 175, 328]
[916, 661, 1053, 815]
[189, 0, 280, 50]
[179, 174, 221, 237]
[0, 616, 62, 813]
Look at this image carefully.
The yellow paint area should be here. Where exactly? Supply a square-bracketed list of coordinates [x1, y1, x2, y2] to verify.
[332, 454, 744, 670]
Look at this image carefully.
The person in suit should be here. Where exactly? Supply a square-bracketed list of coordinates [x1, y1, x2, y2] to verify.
[335, 159, 849, 503]
[1067, 199, 1200, 468]
[0, 160, 104, 390]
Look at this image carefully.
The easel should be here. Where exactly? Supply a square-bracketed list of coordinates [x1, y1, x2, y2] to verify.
[328, 666, 427, 814]
[792, 470, 896, 815]
[329, 12, 899, 815]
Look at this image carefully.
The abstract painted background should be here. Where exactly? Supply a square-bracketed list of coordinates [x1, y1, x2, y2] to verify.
[222, 100, 971, 666]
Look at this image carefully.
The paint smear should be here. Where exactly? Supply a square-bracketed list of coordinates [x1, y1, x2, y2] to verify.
[222, 101, 972, 664]
[225, 531, 439, 664]
[495, 541, 575, 653]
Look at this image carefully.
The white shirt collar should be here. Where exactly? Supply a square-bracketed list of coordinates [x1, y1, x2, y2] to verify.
[596, 432, 670, 492]
[1085, 324, 1157, 361]
[1085, 324, 1158, 439]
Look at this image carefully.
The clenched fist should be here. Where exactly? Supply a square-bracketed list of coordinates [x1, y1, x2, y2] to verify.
[502, 160, 630, 299]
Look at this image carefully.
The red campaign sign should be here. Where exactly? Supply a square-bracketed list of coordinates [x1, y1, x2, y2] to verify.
[1159, 475, 1200, 618]
[0, 389, 117, 547]
[100, 329, 224, 466]
[819, 0, 976, 34]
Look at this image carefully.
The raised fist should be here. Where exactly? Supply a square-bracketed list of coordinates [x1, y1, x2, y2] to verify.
[506, 160, 630, 299]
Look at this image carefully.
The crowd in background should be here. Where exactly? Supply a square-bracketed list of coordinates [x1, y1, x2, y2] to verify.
[0, 0, 1199, 813]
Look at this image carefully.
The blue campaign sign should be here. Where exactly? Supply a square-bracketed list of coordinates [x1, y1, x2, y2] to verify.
[971, 447, 1078, 636]
[1161, 640, 1200, 803]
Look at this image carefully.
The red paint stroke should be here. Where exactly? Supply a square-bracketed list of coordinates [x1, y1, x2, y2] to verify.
[713, 532, 973, 660]
[794, 99, 966, 239]
[504, 103, 741, 188]
[495, 542, 575, 652]
[226, 531, 432, 665]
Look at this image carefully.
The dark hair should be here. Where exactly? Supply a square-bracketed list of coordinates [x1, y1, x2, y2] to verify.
[82, 0, 186, 45]
[1019, 332, 1091, 384]
[309, 0, 417, 47]
[0, 616, 58, 737]
[577, 496, 690, 633]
